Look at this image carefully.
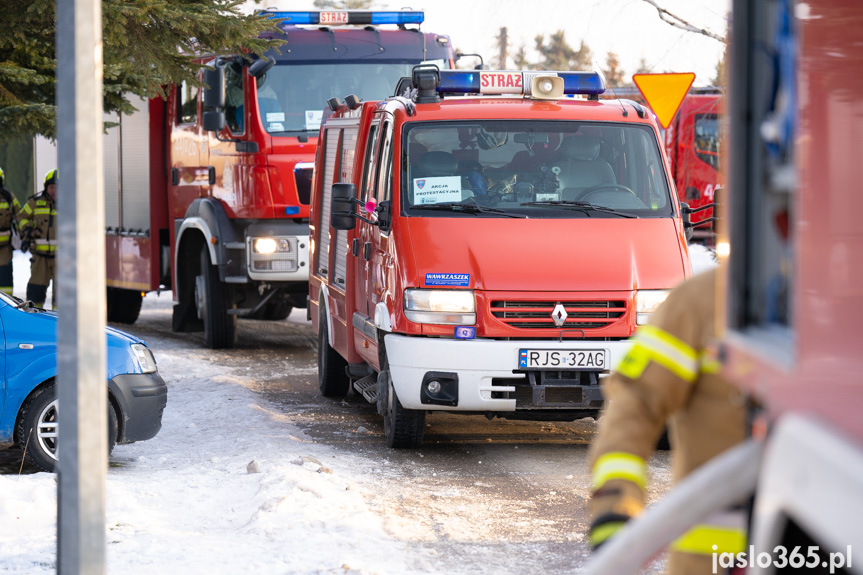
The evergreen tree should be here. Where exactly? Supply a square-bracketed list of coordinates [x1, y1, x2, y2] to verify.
[534, 30, 592, 71]
[512, 43, 530, 70]
[0, 0, 283, 139]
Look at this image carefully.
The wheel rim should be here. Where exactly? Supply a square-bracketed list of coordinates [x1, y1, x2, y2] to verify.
[36, 399, 59, 461]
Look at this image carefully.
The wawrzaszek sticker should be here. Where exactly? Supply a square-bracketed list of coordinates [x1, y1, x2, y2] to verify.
[426, 273, 470, 287]
[413, 176, 462, 204]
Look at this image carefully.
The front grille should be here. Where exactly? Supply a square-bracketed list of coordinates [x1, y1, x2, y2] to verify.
[490, 300, 626, 330]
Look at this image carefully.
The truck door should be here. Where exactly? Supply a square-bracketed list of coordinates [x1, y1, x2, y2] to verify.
[353, 119, 382, 320]
[169, 77, 207, 223]
[362, 117, 394, 360]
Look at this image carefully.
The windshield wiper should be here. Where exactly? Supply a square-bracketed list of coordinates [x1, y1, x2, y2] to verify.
[521, 200, 638, 218]
[412, 202, 527, 218]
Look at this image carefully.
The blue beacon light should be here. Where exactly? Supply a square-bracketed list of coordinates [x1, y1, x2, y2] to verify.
[436, 70, 606, 96]
[261, 11, 424, 27]
[455, 326, 476, 340]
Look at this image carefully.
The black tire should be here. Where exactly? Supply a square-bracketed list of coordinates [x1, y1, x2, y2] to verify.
[317, 303, 350, 397]
[15, 384, 118, 472]
[382, 368, 426, 448]
[196, 246, 236, 349]
[107, 287, 143, 324]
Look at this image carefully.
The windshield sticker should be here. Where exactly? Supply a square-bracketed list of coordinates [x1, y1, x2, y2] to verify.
[425, 273, 470, 287]
[305, 110, 323, 131]
[268, 123, 284, 132]
[413, 176, 462, 204]
[536, 193, 559, 201]
[266, 112, 285, 122]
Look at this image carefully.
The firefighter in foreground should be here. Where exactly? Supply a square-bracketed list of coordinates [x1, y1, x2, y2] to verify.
[0, 166, 22, 295]
[19, 170, 58, 309]
[588, 266, 748, 574]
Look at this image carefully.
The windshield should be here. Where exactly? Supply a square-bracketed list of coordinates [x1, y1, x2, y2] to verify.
[694, 114, 720, 171]
[257, 60, 449, 135]
[403, 121, 674, 218]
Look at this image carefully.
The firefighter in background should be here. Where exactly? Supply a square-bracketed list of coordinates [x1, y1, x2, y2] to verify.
[18, 170, 58, 309]
[588, 266, 748, 574]
[0, 166, 22, 295]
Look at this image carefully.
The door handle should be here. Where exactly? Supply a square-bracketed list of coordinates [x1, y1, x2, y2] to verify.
[352, 238, 360, 257]
[363, 242, 372, 261]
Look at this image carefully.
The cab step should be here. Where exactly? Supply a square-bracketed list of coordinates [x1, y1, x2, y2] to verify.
[353, 374, 377, 404]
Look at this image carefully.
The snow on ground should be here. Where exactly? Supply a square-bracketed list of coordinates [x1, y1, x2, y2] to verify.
[2, 251, 437, 574]
[688, 242, 718, 276]
[1, 244, 712, 573]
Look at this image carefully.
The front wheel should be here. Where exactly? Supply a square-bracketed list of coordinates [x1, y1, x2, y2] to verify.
[317, 303, 350, 397]
[196, 246, 236, 349]
[15, 385, 118, 472]
[381, 369, 426, 448]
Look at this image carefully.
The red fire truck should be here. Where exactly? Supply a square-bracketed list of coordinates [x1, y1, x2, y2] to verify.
[663, 89, 722, 236]
[586, 0, 863, 572]
[310, 67, 695, 447]
[102, 10, 454, 348]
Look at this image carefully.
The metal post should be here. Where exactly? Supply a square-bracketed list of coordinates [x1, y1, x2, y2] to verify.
[55, 0, 107, 572]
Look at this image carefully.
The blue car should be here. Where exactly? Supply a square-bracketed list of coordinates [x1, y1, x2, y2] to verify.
[0, 291, 167, 472]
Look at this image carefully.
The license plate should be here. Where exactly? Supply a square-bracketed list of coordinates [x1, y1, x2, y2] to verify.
[518, 349, 608, 370]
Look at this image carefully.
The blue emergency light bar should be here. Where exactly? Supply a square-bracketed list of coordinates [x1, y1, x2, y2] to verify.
[436, 70, 606, 96]
[261, 10, 424, 27]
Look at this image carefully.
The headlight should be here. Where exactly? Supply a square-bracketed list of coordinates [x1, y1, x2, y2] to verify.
[131, 343, 158, 374]
[404, 289, 476, 325]
[636, 289, 671, 325]
[253, 238, 290, 254]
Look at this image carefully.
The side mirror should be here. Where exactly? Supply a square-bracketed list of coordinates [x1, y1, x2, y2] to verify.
[680, 202, 695, 242]
[203, 67, 225, 109]
[331, 183, 358, 230]
[249, 57, 275, 79]
[202, 110, 226, 133]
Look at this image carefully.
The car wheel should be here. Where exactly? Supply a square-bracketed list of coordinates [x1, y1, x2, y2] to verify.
[15, 385, 119, 472]
[107, 287, 143, 324]
[317, 301, 350, 397]
[196, 245, 237, 349]
[382, 367, 425, 449]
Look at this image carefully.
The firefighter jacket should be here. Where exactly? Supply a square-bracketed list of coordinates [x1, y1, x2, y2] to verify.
[588, 267, 748, 573]
[0, 186, 21, 249]
[18, 192, 57, 257]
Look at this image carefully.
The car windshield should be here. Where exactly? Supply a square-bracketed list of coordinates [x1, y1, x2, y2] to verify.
[403, 120, 674, 218]
[257, 60, 449, 135]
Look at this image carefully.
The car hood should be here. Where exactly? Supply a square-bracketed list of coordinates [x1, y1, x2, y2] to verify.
[403, 217, 689, 291]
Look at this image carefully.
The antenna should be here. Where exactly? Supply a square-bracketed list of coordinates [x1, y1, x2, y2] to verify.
[594, 62, 627, 117]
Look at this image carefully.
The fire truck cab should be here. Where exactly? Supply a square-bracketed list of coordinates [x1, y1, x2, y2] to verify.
[102, 10, 453, 348]
[310, 66, 694, 447]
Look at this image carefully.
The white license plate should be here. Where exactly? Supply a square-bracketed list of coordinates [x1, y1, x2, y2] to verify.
[518, 349, 608, 370]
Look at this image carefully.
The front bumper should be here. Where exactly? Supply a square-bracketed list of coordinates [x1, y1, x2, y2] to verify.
[384, 334, 633, 412]
[108, 372, 168, 444]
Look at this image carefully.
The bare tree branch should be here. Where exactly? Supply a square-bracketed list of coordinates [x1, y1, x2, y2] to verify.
[641, 0, 727, 44]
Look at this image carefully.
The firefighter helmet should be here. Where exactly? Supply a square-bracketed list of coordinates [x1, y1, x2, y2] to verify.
[44, 169, 58, 187]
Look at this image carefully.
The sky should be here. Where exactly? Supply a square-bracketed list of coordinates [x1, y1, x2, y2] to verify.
[250, 0, 730, 86]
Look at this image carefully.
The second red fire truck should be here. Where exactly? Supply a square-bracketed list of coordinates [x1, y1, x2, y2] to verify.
[100, 10, 454, 347]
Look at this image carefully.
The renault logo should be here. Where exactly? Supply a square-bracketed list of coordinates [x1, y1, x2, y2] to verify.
[551, 303, 568, 327]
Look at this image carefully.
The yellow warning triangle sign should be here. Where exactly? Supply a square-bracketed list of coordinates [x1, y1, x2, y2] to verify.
[632, 73, 696, 129]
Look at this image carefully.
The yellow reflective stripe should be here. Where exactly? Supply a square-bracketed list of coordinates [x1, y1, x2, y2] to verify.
[0, 202, 8, 209]
[617, 325, 698, 382]
[33, 208, 52, 215]
[671, 524, 747, 555]
[590, 521, 626, 547]
[34, 239, 57, 245]
[592, 452, 648, 490]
